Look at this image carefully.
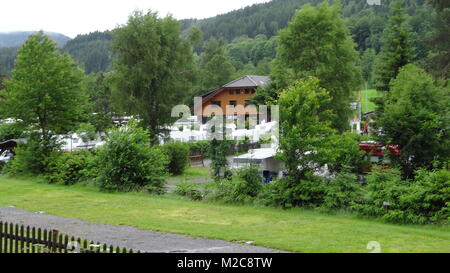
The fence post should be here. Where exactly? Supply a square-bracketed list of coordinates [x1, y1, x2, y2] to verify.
[0, 221, 3, 253]
[51, 229, 59, 253]
[26, 226, 30, 253]
[20, 225, 24, 253]
[9, 223, 13, 253]
[14, 224, 19, 253]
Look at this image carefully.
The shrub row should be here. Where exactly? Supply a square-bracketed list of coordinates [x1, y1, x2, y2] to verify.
[180, 165, 449, 225]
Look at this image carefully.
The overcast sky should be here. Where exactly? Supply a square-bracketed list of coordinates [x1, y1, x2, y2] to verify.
[1, 0, 270, 38]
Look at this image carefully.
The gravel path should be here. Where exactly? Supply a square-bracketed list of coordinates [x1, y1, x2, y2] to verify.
[0, 206, 283, 253]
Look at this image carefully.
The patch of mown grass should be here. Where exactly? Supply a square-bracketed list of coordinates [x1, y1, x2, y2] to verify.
[0, 175, 449, 253]
[171, 166, 210, 179]
[361, 89, 381, 113]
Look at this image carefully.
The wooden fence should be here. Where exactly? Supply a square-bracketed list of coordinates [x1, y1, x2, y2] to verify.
[0, 221, 138, 253]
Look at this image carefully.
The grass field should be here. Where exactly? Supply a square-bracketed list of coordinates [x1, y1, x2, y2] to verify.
[171, 166, 210, 179]
[0, 176, 449, 253]
[361, 89, 380, 113]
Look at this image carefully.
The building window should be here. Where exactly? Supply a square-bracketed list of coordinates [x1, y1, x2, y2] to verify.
[244, 89, 250, 94]
[235, 89, 241, 94]
[211, 101, 221, 107]
[229, 100, 237, 107]
[251, 89, 256, 94]
[228, 89, 234, 95]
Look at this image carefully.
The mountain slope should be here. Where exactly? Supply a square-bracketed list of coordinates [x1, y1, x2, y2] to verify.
[0, 31, 71, 48]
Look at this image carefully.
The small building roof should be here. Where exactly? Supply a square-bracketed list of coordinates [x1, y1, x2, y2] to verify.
[223, 75, 271, 88]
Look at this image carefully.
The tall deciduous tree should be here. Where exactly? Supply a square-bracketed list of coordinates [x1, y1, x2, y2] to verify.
[275, 1, 361, 132]
[278, 77, 335, 185]
[374, 0, 414, 92]
[112, 11, 195, 141]
[3, 32, 86, 157]
[376, 64, 450, 178]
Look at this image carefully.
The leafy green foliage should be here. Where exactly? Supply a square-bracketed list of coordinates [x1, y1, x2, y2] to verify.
[162, 142, 189, 175]
[196, 38, 236, 94]
[278, 77, 335, 184]
[0, 122, 26, 142]
[211, 166, 263, 204]
[84, 72, 115, 133]
[174, 180, 204, 201]
[374, 0, 414, 92]
[76, 123, 97, 143]
[326, 133, 365, 174]
[426, 0, 450, 79]
[187, 140, 210, 156]
[96, 120, 168, 192]
[354, 167, 450, 224]
[112, 11, 195, 141]
[3, 137, 56, 175]
[275, 1, 362, 132]
[0, 47, 16, 76]
[209, 139, 233, 181]
[353, 167, 409, 217]
[45, 150, 95, 185]
[2, 32, 87, 163]
[321, 173, 363, 211]
[263, 175, 327, 209]
[376, 64, 450, 177]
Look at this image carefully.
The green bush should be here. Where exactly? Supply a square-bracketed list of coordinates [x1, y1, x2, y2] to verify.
[388, 168, 450, 224]
[162, 142, 189, 175]
[353, 167, 408, 218]
[174, 180, 203, 201]
[96, 121, 168, 192]
[261, 174, 327, 209]
[0, 122, 27, 142]
[234, 166, 263, 197]
[326, 133, 365, 174]
[44, 150, 95, 185]
[321, 173, 364, 211]
[187, 141, 210, 156]
[3, 139, 48, 175]
[211, 166, 263, 203]
[352, 167, 450, 224]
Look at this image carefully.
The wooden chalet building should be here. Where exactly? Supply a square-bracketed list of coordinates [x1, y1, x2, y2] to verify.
[198, 75, 270, 123]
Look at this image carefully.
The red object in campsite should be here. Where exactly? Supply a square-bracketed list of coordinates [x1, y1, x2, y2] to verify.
[359, 142, 400, 156]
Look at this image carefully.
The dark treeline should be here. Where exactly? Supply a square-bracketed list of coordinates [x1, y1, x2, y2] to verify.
[62, 31, 113, 74]
[0, 0, 437, 78]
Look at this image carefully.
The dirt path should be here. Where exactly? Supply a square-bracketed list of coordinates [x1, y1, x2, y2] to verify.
[0, 206, 284, 253]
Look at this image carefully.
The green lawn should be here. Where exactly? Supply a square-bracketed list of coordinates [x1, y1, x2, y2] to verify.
[361, 89, 380, 113]
[171, 166, 210, 179]
[0, 176, 449, 253]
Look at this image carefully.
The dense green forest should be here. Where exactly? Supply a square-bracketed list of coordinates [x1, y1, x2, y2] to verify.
[0, 0, 437, 80]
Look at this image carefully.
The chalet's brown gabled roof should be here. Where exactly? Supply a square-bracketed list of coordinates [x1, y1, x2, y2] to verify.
[200, 75, 270, 101]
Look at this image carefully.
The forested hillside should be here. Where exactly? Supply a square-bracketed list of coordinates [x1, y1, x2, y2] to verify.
[0, 31, 70, 47]
[0, 0, 438, 79]
[62, 31, 113, 73]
